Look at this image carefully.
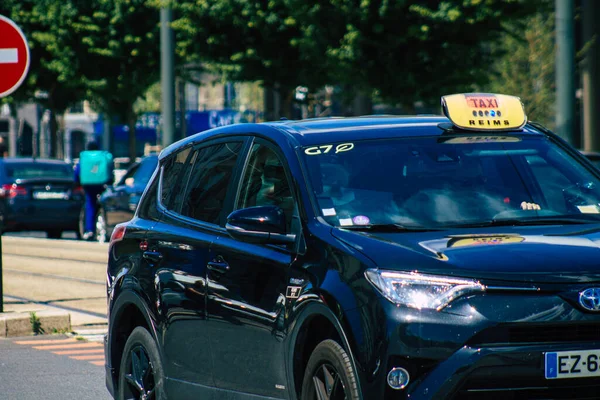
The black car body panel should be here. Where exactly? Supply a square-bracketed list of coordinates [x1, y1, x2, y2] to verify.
[105, 116, 600, 400]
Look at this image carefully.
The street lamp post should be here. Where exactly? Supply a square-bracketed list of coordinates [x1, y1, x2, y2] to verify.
[160, 7, 175, 149]
[555, 0, 576, 145]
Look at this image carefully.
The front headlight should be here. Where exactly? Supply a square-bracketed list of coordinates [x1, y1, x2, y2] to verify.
[365, 269, 485, 311]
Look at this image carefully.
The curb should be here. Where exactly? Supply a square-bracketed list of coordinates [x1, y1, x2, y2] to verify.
[0, 310, 71, 337]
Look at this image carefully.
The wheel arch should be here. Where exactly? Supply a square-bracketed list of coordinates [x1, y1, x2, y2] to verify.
[287, 299, 364, 400]
[107, 289, 159, 387]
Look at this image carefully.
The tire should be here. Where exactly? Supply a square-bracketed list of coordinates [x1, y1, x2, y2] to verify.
[95, 210, 108, 243]
[117, 326, 166, 400]
[46, 230, 62, 239]
[301, 339, 360, 400]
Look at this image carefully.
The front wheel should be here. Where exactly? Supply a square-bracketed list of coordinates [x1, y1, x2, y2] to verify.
[301, 339, 360, 400]
[117, 327, 166, 400]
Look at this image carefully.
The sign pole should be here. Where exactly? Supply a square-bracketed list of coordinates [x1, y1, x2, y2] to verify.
[0, 14, 31, 313]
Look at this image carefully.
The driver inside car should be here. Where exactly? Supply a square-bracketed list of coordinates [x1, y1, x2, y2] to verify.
[400, 153, 541, 223]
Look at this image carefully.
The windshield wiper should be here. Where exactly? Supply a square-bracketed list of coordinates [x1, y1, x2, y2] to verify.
[453, 217, 596, 228]
[340, 223, 444, 232]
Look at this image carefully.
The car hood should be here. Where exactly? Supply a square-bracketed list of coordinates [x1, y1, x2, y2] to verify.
[331, 224, 600, 284]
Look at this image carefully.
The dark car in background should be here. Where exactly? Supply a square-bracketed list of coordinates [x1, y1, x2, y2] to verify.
[0, 158, 84, 238]
[92, 154, 158, 242]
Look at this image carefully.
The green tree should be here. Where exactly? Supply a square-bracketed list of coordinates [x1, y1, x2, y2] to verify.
[486, 8, 555, 130]
[1, 0, 162, 160]
[172, 0, 318, 119]
[0, 0, 90, 157]
[79, 0, 161, 160]
[173, 0, 542, 115]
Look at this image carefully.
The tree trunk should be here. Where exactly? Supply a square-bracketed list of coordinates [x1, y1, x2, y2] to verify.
[263, 83, 277, 121]
[49, 109, 58, 158]
[127, 111, 137, 162]
[352, 92, 373, 116]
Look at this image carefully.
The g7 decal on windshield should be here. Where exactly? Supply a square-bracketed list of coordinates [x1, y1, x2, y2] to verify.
[305, 143, 354, 155]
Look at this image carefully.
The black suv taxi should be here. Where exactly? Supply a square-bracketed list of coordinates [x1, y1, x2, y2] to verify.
[105, 94, 600, 400]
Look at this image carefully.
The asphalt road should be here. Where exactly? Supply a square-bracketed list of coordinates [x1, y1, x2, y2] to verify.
[1, 237, 112, 399]
[0, 335, 111, 400]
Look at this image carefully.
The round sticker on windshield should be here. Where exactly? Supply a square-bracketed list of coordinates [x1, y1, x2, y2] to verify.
[352, 215, 370, 225]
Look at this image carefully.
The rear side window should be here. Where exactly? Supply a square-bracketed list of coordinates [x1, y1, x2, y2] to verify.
[180, 142, 243, 224]
[161, 147, 193, 210]
[138, 171, 161, 221]
[6, 163, 72, 179]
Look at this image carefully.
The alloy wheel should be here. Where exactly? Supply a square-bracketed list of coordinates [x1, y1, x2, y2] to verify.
[312, 363, 347, 400]
[122, 345, 156, 400]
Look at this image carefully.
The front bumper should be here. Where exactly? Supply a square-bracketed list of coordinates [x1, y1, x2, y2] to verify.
[352, 288, 600, 399]
[407, 342, 600, 399]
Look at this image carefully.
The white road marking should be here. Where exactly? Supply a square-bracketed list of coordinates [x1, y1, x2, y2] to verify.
[0, 48, 18, 63]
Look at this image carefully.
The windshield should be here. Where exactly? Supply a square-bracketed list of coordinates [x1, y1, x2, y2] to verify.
[302, 135, 600, 228]
[5, 163, 72, 180]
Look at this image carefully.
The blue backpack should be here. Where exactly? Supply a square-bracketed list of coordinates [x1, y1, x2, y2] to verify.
[79, 150, 113, 185]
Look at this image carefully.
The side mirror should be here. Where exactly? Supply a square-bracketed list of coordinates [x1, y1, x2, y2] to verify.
[226, 206, 296, 244]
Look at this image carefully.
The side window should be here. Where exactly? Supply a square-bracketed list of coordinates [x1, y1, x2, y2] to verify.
[237, 143, 296, 230]
[161, 147, 193, 211]
[180, 142, 243, 224]
[138, 172, 161, 221]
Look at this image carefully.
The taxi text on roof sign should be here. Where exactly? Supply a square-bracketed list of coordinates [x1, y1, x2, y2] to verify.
[441, 93, 527, 132]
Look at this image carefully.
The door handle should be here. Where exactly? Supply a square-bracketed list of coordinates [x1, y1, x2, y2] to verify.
[143, 250, 163, 264]
[207, 259, 230, 274]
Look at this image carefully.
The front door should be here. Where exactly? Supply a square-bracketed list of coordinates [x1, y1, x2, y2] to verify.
[206, 141, 300, 398]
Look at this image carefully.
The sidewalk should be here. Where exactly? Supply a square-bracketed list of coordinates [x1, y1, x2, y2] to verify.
[1, 295, 107, 339]
[1, 236, 109, 339]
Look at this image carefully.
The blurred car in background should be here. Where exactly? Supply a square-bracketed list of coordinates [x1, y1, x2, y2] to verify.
[0, 158, 84, 238]
[91, 154, 158, 242]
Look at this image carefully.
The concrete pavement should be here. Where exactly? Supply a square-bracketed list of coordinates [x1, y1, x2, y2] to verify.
[0, 236, 109, 338]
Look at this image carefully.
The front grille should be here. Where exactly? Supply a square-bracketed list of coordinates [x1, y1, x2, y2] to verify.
[455, 377, 600, 400]
[468, 323, 600, 345]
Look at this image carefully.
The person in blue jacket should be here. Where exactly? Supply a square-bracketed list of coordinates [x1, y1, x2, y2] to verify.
[74, 141, 114, 240]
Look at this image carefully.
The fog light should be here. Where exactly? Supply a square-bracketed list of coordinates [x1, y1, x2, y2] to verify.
[387, 367, 410, 390]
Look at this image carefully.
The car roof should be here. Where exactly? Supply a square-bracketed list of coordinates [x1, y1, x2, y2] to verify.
[161, 115, 547, 159]
[272, 116, 544, 144]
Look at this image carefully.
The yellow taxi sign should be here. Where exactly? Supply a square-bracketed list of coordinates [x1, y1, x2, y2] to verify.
[441, 93, 527, 131]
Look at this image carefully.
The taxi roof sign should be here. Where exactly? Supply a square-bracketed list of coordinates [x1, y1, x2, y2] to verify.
[441, 93, 527, 132]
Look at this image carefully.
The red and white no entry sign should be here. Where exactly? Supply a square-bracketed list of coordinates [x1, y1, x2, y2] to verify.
[0, 15, 30, 98]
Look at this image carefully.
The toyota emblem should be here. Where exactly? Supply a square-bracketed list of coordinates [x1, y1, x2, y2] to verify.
[579, 288, 600, 312]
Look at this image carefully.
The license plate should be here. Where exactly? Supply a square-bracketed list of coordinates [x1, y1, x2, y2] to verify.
[545, 350, 600, 379]
[33, 191, 67, 200]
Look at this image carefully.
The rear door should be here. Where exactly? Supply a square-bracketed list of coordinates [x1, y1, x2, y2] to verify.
[147, 138, 248, 393]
